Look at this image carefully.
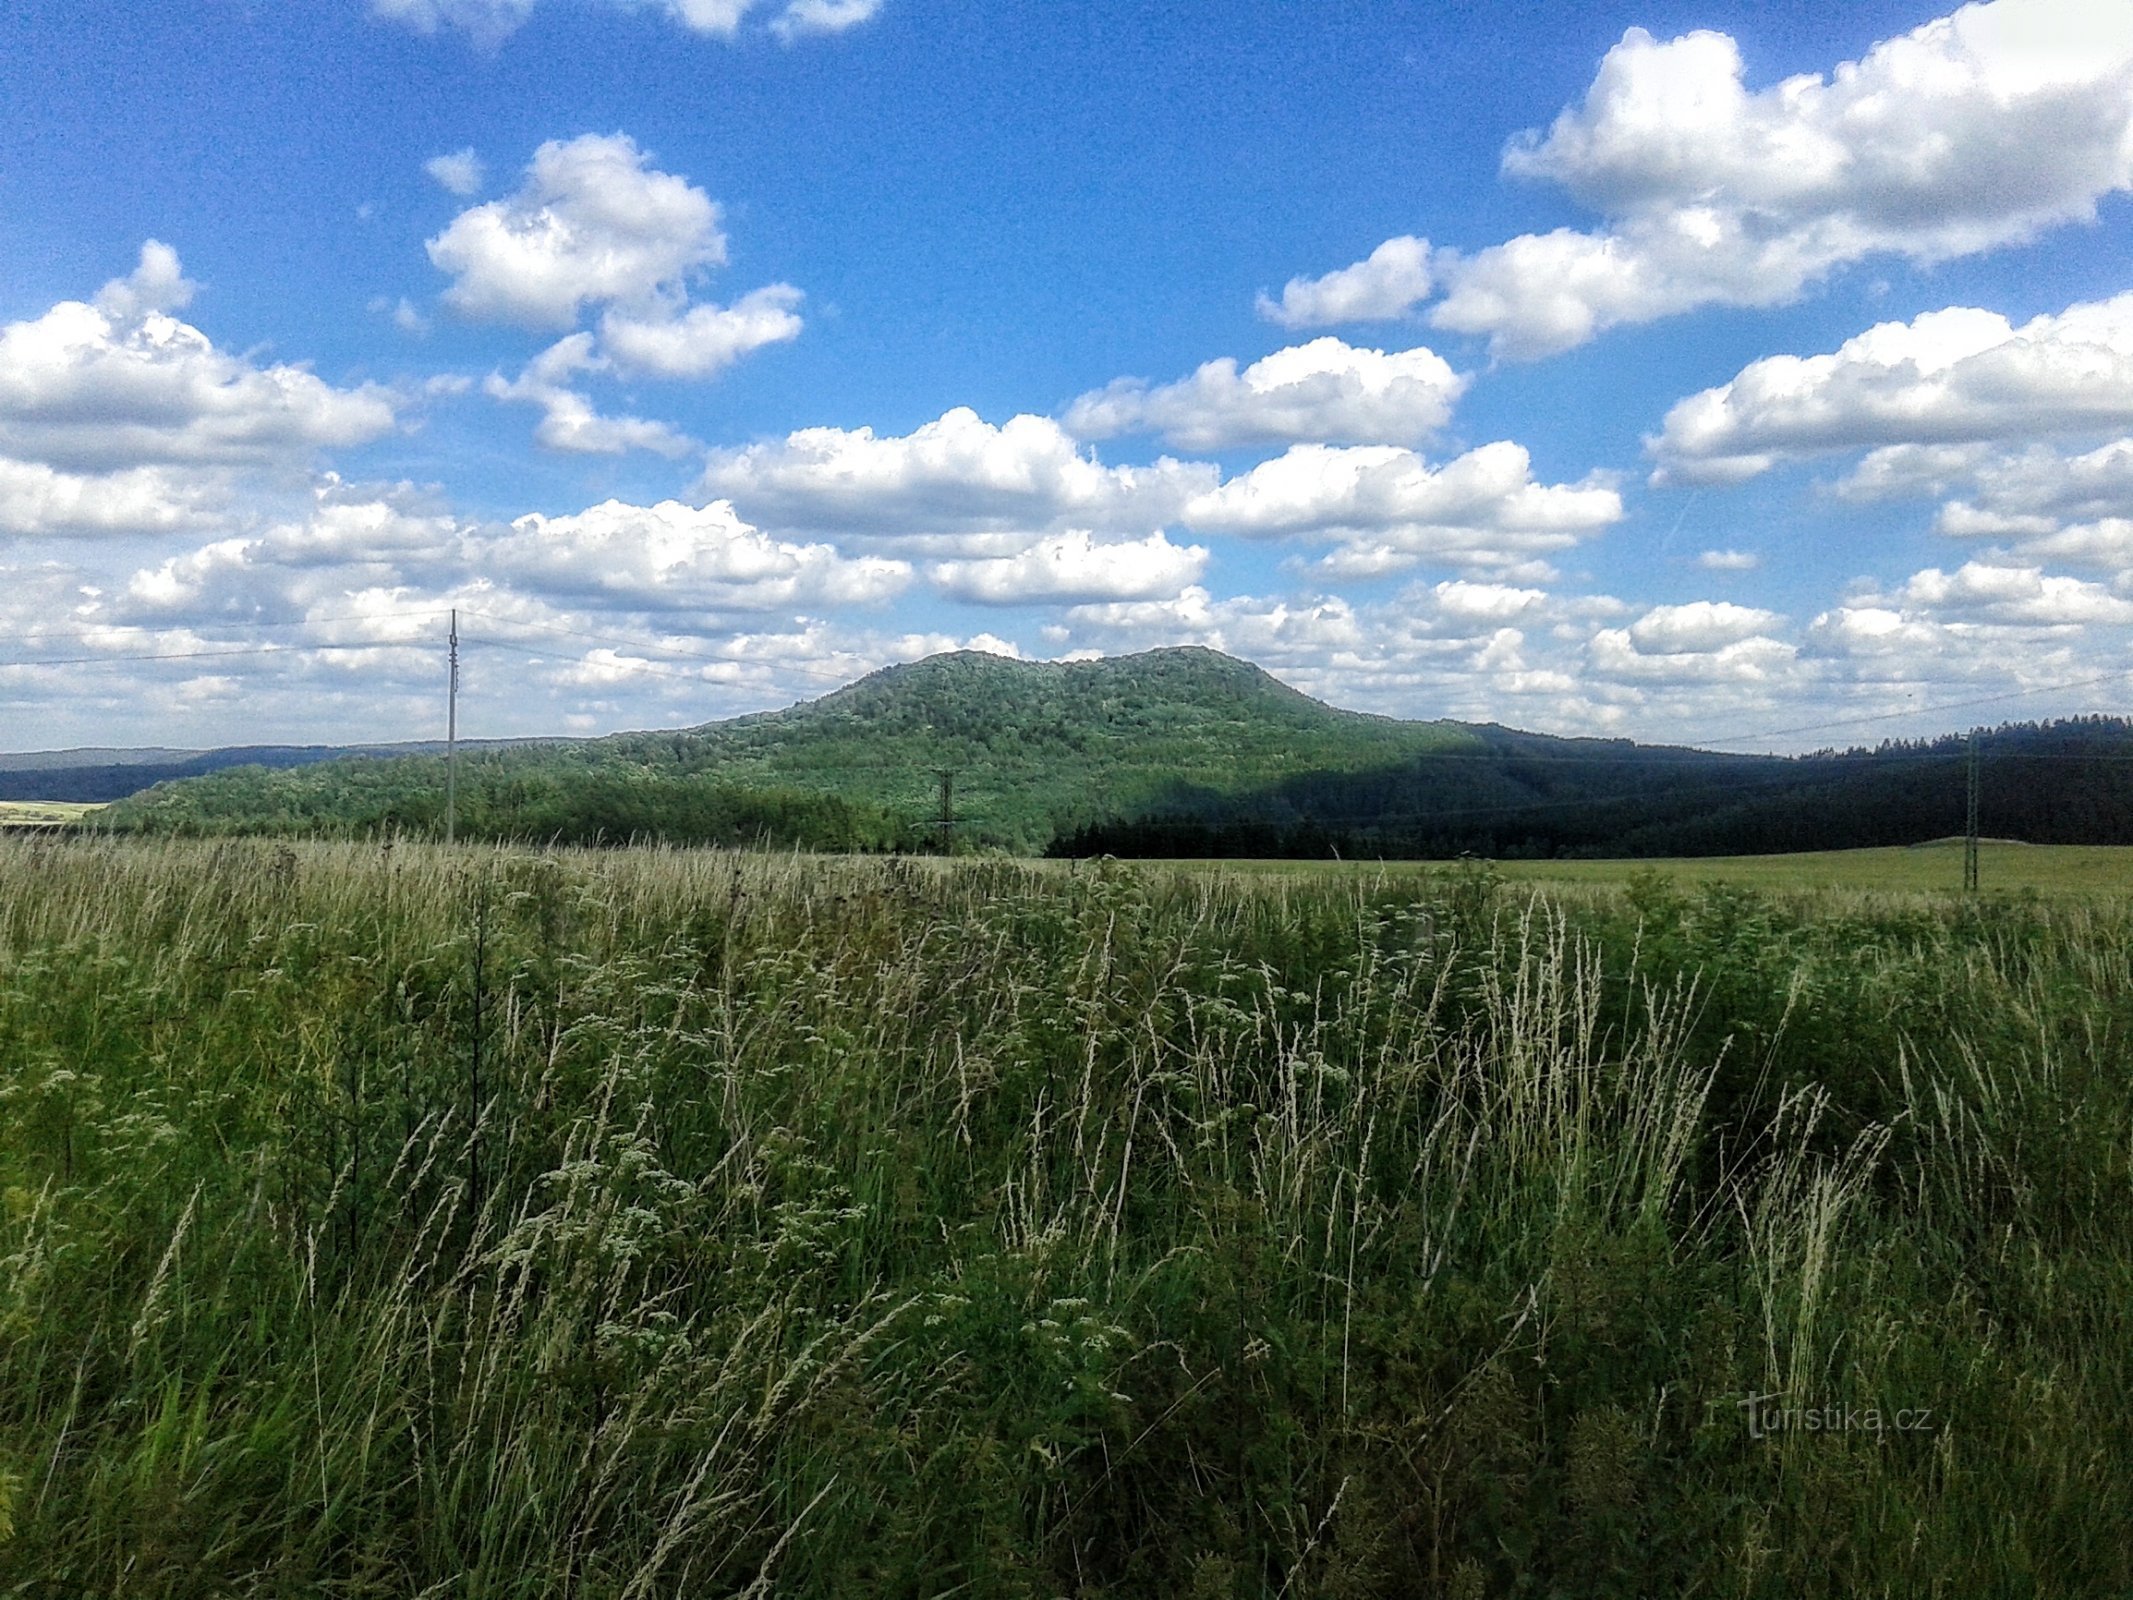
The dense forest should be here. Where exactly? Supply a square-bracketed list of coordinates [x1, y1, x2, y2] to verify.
[93, 648, 2133, 857]
[1053, 718, 2133, 859]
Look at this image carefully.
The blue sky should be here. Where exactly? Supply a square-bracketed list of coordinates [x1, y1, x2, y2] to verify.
[5, 0, 2133, 752]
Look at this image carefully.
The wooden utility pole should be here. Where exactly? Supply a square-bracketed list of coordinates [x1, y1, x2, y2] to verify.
[930, 766, 957, 850]
[1963, 728, 1980, 893]
[446, 609, 459, 846]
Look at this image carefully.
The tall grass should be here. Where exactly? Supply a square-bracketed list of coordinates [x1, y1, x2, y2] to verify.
[0, 840, 2128, 1596]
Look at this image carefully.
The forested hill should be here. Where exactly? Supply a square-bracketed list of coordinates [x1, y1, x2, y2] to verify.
[597, 647, 1489, 844]
[100, 648, 1484, 849]
[94, 647, 2133, 856]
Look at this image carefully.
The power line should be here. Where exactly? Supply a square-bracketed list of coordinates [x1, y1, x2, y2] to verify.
[0, 622, 852, 688]
[1690, 666, 2133, 748]
[0, 640, 434, 670]
[0, 608, 861, 687]
[0, 607, 456, 647]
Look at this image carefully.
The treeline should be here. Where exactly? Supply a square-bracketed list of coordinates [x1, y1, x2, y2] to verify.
[1051, 720, 2133, 859]
[101, 754, 918, 850]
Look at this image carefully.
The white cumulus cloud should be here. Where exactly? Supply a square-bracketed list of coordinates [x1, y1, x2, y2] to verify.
[92, 240, 195, 321]
[1627, 600, 1784, 653]
[1696, 548, 1761, 571]
[1428, 579, 1549, 626]
[0, 244, 399, 539]
[1894, 560, 2133, 624]
[1255, 237, 1433, 330]
[699, 406, 1215, 548]
[424, 147, 486, 196]
[1828, 429, 2133, 574]
[483, 334, 696, 458]
[0, 459, 227, 539]
[927, 530, 1207, 605]
[372, 0, 884, 43]
[1921, 441, 2133, 570]
[1179, 440, 1622, 574]
[1651, 291, 2133, 483]
[1064, 336, 1467, 451]
[1589, 624, 1797, 685]
[1056, 587, 1367, 672]
[658, 0, 756, 33]
[0, 244, 397, 474]
[436, 134, 803, 452]
[1805, 559, 2133, 686]
[769, 0, 882, 39]
[109, 485, 907, 631]
[473, 497, 910, 611]
[371, 0, 537, 45]
[1413, 1, 2133, 358]
[428, 133, 727, 329]
[599, 284, 804, 379]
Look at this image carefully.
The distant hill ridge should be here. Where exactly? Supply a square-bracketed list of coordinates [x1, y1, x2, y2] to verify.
[0, 738, 564, 803]
[64, 646, 2133, 856]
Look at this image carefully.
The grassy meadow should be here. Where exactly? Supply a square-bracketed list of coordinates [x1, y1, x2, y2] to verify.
[1496, 840, 2133, 895]
[1141, 841, 2133, 896]
[0, 803, 104, 830]
[1, 837, 2129, 1595]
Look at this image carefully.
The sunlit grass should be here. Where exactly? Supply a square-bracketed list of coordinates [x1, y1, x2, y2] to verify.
[0, 837, 2127, 1595]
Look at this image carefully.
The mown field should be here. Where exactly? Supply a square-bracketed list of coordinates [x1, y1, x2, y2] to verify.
[1508, 840, 2133, 895]
[1148, 841, 2133, 895]
[0, 802, 104, 830]
[1, 838, 2129, 1596]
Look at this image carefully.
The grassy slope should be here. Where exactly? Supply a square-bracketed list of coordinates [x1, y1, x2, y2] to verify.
[2, 838, 2129, 1595]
